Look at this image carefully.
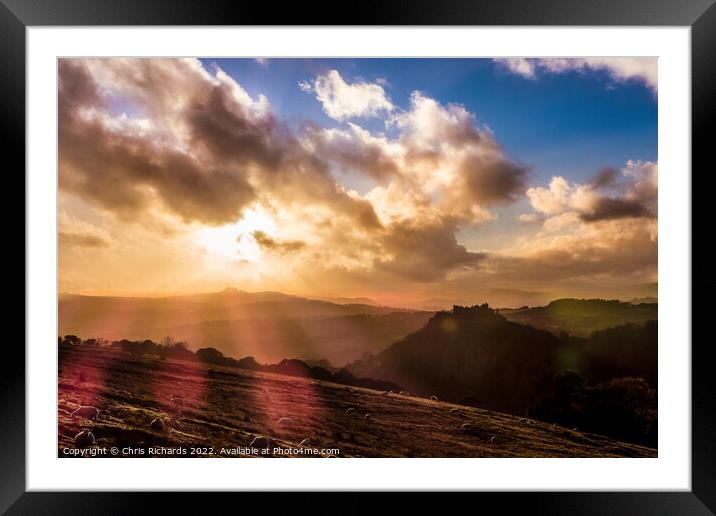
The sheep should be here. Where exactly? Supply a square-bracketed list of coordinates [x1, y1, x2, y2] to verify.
[449, 408, 459, 413]
[460, 423, 471, 432]
[570, 427, 579, 433]
[150, 418, 165, 432]
[277, 417, 294, 426]
[74, 429, 95, 447]
[430, 395, 438, 401]
[71, 406, 99, 420]
[489, 436, 497, 443]
[519, 417, 528, 424]
[399, 391, 406, 395]
[300, 438, 310, 446]
[345, 408, 355, 415]
[250, 436, 271, 449]
[364, 413, 371, 420]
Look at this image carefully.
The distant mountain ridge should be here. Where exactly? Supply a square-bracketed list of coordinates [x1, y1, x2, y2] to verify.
[59, 289, 433, 364]
[501, 298, 657, 336]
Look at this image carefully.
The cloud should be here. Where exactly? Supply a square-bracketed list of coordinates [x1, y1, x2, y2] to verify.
[492, 161, 658, 288]
[306, 92, 528, 222]
[252, 230, 305, 254]
[374, 221, 486, 281]
[486, 216, 657, 284]
[525, 161, 657, 223]
[589, 167, 618, 189]
[495, 58, 537, 78]
[58, 212, 113, 248]
[579, 197, 650, 222]
[59, 59, 377, 230]
[300, 70, 393, 121]
[495, 57, 657, 93]
[299, 122, 401, 182]
[303, 91, 530, 281]
[59, 58, 655, 297]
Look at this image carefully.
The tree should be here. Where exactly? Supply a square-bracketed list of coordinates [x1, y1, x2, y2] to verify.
[159, 335, 175, 348]
[63, 335, 81, 346]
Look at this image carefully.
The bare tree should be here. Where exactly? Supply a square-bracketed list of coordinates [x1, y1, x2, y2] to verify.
[160, 335, 175, 348]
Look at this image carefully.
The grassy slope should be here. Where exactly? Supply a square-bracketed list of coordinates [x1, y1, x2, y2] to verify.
[58, 346, 655, 458]
[501, 300, 657, 337]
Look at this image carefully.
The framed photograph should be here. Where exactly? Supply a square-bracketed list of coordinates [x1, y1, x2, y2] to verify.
[7, 0, 714, 512]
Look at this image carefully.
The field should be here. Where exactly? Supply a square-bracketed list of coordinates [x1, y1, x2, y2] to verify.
[58, 346, 656, 458]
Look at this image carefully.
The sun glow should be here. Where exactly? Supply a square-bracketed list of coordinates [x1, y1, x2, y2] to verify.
[195, 208, 276, 262]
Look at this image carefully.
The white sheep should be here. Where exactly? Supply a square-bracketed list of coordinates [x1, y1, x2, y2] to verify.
[300, 438, 310, 446]
[250, 436, 271, 449]
[364, 413, 371, 420]
[345, 408, 355, 415]
[430, 395, 438, 401]
[277, 417, 294, 426]
[71, 406, 99, 420]
[150, 418, 166, 432]
[74, 429, 95, 447]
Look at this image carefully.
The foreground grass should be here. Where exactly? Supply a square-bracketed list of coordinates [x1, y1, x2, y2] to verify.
[58, 346, 656, 458]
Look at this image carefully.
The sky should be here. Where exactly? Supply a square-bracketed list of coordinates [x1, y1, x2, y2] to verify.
[58, 57, 657, 308]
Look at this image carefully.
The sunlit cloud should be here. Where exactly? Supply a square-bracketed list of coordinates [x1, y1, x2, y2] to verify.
[494, 57, 657, 93]
[299, 70, 394, 121]
[524, 161, 657, 222]
[58, 58, 657, 304]
[58, 212, 114, 249]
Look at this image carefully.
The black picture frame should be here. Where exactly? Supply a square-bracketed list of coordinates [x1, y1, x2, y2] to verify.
[4, 0, 713, 513]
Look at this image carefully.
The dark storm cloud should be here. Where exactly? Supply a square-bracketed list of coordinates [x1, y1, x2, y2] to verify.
[59, 60, 258, 224]
[588, 167, 618, 189]
[252, 231, 306, 254]
[461, 156, 529, 205]
[375, 221, 486, 282]
[579, 196, 651, 222]
[58, 59, 380, 229]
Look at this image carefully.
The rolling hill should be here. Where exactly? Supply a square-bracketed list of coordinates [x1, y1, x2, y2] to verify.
[347, 304, 657, 418]
[500, 298, 657, 336]
[348, 304, 565, 415]
[58, 289, 433, 364]
[58, 344, 655, 458]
